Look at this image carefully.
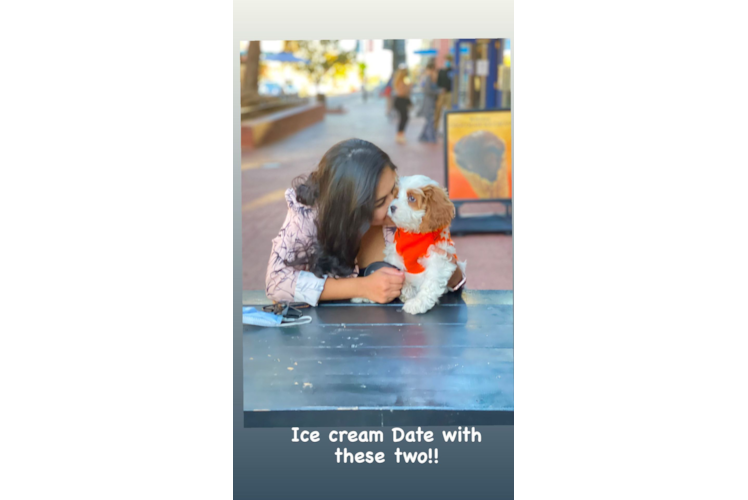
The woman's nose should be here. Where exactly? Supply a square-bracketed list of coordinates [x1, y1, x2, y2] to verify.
[390, 205, 397, 214]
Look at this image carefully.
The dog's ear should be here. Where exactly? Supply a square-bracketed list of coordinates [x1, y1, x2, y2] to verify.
[420, 185, 455, 233]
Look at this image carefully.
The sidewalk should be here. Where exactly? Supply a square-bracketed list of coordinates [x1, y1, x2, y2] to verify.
[241, 94, 513, 291]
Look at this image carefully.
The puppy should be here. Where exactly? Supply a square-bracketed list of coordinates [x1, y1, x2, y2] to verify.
[385, 175, 465, 315]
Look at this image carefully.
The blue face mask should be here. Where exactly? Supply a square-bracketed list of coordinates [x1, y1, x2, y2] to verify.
[242, 307, 312, 327]
[445, 61, 451, 69]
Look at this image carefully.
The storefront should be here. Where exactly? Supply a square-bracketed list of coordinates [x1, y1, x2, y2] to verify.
[452, 39, 511, 111]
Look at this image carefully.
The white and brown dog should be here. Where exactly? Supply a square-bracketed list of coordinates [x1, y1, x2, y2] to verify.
[385, 175, 466, 315]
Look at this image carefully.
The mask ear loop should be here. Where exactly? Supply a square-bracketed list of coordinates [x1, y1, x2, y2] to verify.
[278, 316, 312, 327]
[284, 305, 302, 319]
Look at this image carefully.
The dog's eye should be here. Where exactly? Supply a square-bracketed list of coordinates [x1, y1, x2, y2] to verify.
[408, 195, 415, 203]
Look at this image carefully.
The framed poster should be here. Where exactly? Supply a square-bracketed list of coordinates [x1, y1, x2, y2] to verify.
[444, 109, 512, 201]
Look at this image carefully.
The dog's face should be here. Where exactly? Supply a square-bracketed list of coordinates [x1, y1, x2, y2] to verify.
[388, 175, 455, 233]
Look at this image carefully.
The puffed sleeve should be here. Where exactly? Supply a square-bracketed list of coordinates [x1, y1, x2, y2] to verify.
[265, 189, 328, 306]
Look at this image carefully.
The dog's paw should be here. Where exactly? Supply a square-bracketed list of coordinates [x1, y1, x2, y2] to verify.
[351, 297, 374, 304]
[399, 287, 417, 302]
[402, 298, 432, 315]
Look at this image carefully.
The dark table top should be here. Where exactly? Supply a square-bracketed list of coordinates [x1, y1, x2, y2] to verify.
[242, 290, 513, 427]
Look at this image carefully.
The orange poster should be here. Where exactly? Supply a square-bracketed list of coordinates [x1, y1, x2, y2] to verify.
[445, 110, 512, 200]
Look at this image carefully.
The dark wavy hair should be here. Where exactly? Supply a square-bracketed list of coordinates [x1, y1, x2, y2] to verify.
[287, 139, 397, 278]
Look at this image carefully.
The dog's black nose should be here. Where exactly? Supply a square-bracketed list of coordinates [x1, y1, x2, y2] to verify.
[390, 205, 397, 214]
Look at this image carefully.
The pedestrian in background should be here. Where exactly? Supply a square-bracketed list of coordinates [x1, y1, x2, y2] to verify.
[435, 55, 454, 134]
[393, 68, 412, 144]
[418, 59, 439, 143]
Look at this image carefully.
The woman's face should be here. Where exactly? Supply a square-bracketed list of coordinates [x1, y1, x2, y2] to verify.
[370, 166, 398, 226]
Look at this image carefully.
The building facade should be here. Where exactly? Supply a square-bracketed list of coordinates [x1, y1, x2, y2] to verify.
[452, 39, 511, 110]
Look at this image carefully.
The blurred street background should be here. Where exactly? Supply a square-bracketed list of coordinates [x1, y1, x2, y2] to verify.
[241, 39, 513, 291]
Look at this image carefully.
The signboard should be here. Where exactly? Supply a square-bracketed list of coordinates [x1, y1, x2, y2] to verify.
[445, 109, 512, 201]
[476, 59, 489, 77]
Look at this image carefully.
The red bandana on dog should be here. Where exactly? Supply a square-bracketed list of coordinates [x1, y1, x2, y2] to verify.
[394, 228, 456, 274]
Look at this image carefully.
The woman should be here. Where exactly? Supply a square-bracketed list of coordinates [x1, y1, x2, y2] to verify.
[393, 69, 412, 144]
[418, 60, 439, 143]
[266, 139, 465, 306]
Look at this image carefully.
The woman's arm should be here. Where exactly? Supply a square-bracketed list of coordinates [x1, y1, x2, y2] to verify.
[321, 269, 404, 303]
[319, 276, 365, 301]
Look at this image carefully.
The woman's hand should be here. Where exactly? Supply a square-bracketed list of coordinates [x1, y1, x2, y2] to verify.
[363, 268, 404, 303]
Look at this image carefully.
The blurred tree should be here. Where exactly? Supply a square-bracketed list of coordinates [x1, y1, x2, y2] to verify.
[241, 41, 261, 106]
[291, 40, 355, 95]
[283, 40, 300, 53]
